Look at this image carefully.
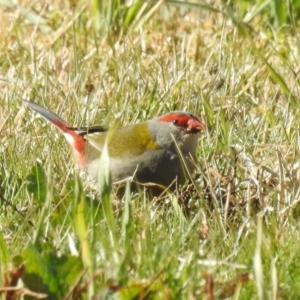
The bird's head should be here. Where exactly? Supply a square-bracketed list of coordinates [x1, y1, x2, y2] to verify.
[157, 111, 205, 134]
[146, 111, 205, 154]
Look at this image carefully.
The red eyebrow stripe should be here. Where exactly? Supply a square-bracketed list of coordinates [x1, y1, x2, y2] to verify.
[159, 113, 189, 122]
[158, 113, 201, 124]
[158, 112, 205, 133]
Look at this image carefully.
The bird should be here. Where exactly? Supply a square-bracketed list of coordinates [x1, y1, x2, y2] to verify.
[23, 100, 205, 196]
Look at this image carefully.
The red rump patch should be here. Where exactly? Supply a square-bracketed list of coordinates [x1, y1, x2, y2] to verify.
[51, 118, 86, 168]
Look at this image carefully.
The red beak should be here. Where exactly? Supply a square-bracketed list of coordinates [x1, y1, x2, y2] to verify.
[187, 117, 205, 133]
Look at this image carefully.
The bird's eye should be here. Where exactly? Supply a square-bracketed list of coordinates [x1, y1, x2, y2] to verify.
[173, 119, 179, 125]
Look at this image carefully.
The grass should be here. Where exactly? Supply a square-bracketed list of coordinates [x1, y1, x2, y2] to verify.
[1, 0, 300, 298]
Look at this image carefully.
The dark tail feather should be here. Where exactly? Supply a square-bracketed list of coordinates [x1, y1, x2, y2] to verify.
[23, 99, 87, 168]
[23, 99, 70, 131]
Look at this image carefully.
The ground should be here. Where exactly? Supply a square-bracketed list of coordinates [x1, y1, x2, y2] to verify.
[1, 1, 300, 298]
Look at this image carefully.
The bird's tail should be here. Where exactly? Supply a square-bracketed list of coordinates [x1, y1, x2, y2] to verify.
[23, 99, 86, 168]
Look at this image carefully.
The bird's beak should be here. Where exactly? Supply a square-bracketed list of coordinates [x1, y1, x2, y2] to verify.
[187, 118, 205, 133]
